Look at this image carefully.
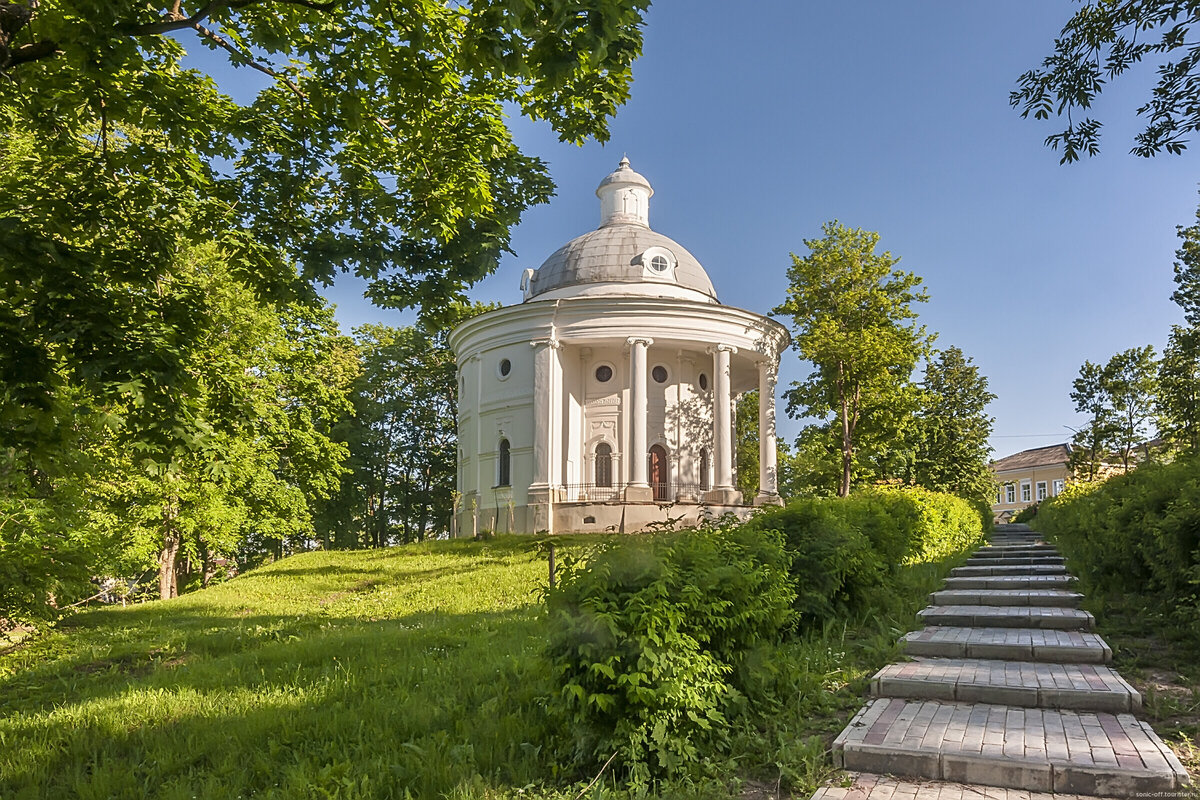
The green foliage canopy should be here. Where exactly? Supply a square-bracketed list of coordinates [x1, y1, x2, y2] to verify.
[773, 222, 931, 496]
[1012, 1, 1200, 161]
[911, 346, 996, 500]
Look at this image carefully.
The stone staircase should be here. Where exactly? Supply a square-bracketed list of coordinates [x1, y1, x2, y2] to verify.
[815, 525, 1192, 799]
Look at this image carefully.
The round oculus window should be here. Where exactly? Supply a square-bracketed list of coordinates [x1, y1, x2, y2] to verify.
[498, 358, 512, 377]
[595, 365, 613, 383]
[652, 365, 668, 383]
[649, 254, 669, 273]
[698, 373, 709, 390]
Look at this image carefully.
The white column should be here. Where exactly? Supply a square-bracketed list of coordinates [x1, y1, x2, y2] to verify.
[755, 358, 783, 505]
[710, 344, 738, 500]
[472, 355, 484, 525]
[528, 337, 562, 502]
[626, 336, 653, 500]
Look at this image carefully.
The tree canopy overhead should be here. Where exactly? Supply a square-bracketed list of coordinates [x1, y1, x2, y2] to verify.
[1012, 1, 1200, 162]
[0, 0, 648, 307]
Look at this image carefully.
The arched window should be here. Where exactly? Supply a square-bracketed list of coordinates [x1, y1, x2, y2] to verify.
[595, 442, 613, 488]
[498, 439, 511, 487]
[699, 447, 710, 491]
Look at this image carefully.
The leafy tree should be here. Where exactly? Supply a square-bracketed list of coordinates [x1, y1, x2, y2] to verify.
[735, 390, 760, 499]
[1069, 359, 1118, 481]
[1012, 1, 1200, 161]
[1103, 345, 1159, 471]
[1173, 194, 1200, 325]
[911, 347, 996, 500]
[774, 222, 931, 497]
[0, 0, 647, 481]
[1158, 324, 1200, 453]
[323, 305, 490, 548]
[1158, 213, 1200, 453]
[1069, 347, 1159, 478]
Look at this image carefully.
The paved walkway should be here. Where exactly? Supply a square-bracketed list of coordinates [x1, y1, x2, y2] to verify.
[814, 525, 1192, 799]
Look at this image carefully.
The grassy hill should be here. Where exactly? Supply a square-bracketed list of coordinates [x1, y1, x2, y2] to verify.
[0, 537, 591, 799]
[1, 533, 958, 799]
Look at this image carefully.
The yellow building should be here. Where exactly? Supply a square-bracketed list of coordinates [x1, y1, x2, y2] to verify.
[989, 443, 1072, 522]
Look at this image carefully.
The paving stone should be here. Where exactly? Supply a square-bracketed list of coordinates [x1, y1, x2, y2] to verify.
[971, 547, 1061, 558]
[928, 589, 1083, 608]
[917, 605, 1095, 631]
[902, 627, 1111, 663]
[811, 772, 1107, 800]
[964, 556, 1066, 567]
[831, 699, 1189, 795]
[942, 575, 1077, 591]
[871, 658, 1142, 712]
[951, 564, 1068, 577]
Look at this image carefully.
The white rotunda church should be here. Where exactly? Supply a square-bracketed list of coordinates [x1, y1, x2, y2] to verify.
[450, 158, 789, 534]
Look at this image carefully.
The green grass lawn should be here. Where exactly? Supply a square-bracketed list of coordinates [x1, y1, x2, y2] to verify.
[1, 537, 585, 799]
[1, 536, 964, 799]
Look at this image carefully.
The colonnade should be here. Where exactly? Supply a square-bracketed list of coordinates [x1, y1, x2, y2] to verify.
[527, 336, 781, 506]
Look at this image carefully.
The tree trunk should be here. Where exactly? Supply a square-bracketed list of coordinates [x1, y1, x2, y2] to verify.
[840, 395, 853, 498]
[416, 468, 431, 541]
[159, 496, 181, 600]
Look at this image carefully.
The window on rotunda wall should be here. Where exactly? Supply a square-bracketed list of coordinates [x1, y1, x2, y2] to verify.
[595, 442, 613, 488]
[497, 439, 511, 487]
[699, 447, 710, 490]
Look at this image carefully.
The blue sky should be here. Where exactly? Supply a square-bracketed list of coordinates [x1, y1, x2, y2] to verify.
[320, 1, 1200, 457]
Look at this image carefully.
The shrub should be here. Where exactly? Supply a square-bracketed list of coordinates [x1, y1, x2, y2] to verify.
[1037, 457, 1200, 621]
[543, 523, 795, 785]
[743, 488, 985, 622]
[741, 499, 884, 621]
[543, 488, 985, 785]
[1012, 503, 1039, 524]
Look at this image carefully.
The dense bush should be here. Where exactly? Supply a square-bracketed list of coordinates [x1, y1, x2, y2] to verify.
[743, 487, 985, 621]
[1037, 456, 1200, 621]
[544, 523, 796, 785]
[544, 489, 986, 784]
[1012, 502, 1039, 524]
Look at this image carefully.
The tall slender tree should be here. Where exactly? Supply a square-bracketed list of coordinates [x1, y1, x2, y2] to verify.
[1158, 325, 1200, 454]
[1103, 346, 1159, 471]
[1069, 360, 1118, 481]
[911, 347, 996, 499]
[774, 222, 931, 497]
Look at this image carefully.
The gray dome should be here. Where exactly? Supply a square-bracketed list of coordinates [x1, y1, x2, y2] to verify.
[525, 225, 718, 301]
[523, 159, 719, 302]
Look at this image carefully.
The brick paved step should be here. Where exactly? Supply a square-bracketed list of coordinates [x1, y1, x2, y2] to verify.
[832, 698, 1189, 795]
[902, 627, 1111, 663]
[871, 658, 1141, 712]
[929, 589, 1083, 608]
[811, 772, 1107, 800]
[943, 574, 1077, 590]
[971, 547, 1060, 558]
[918, 605, 1095, 631]
[964, 556, 1066, 567]
[952, 564, 1068, 577]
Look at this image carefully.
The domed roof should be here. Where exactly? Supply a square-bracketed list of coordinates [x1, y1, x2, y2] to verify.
[522, 159, 719, 304]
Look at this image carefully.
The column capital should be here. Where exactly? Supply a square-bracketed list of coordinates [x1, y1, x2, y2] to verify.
[530, 337, 562, 350]
[626, 336, 654, 348]
[707, 343, 738, 355]
[754, 357, 780, 380]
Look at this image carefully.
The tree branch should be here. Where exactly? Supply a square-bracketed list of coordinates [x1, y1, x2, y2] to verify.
[130, 0, 336, 37]
[191, 20, 306, 100]
[129, 1, 219, 36]
[2, 37, 56, 68]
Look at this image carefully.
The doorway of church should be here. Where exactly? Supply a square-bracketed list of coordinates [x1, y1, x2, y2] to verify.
[649, 445, 669, 502]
